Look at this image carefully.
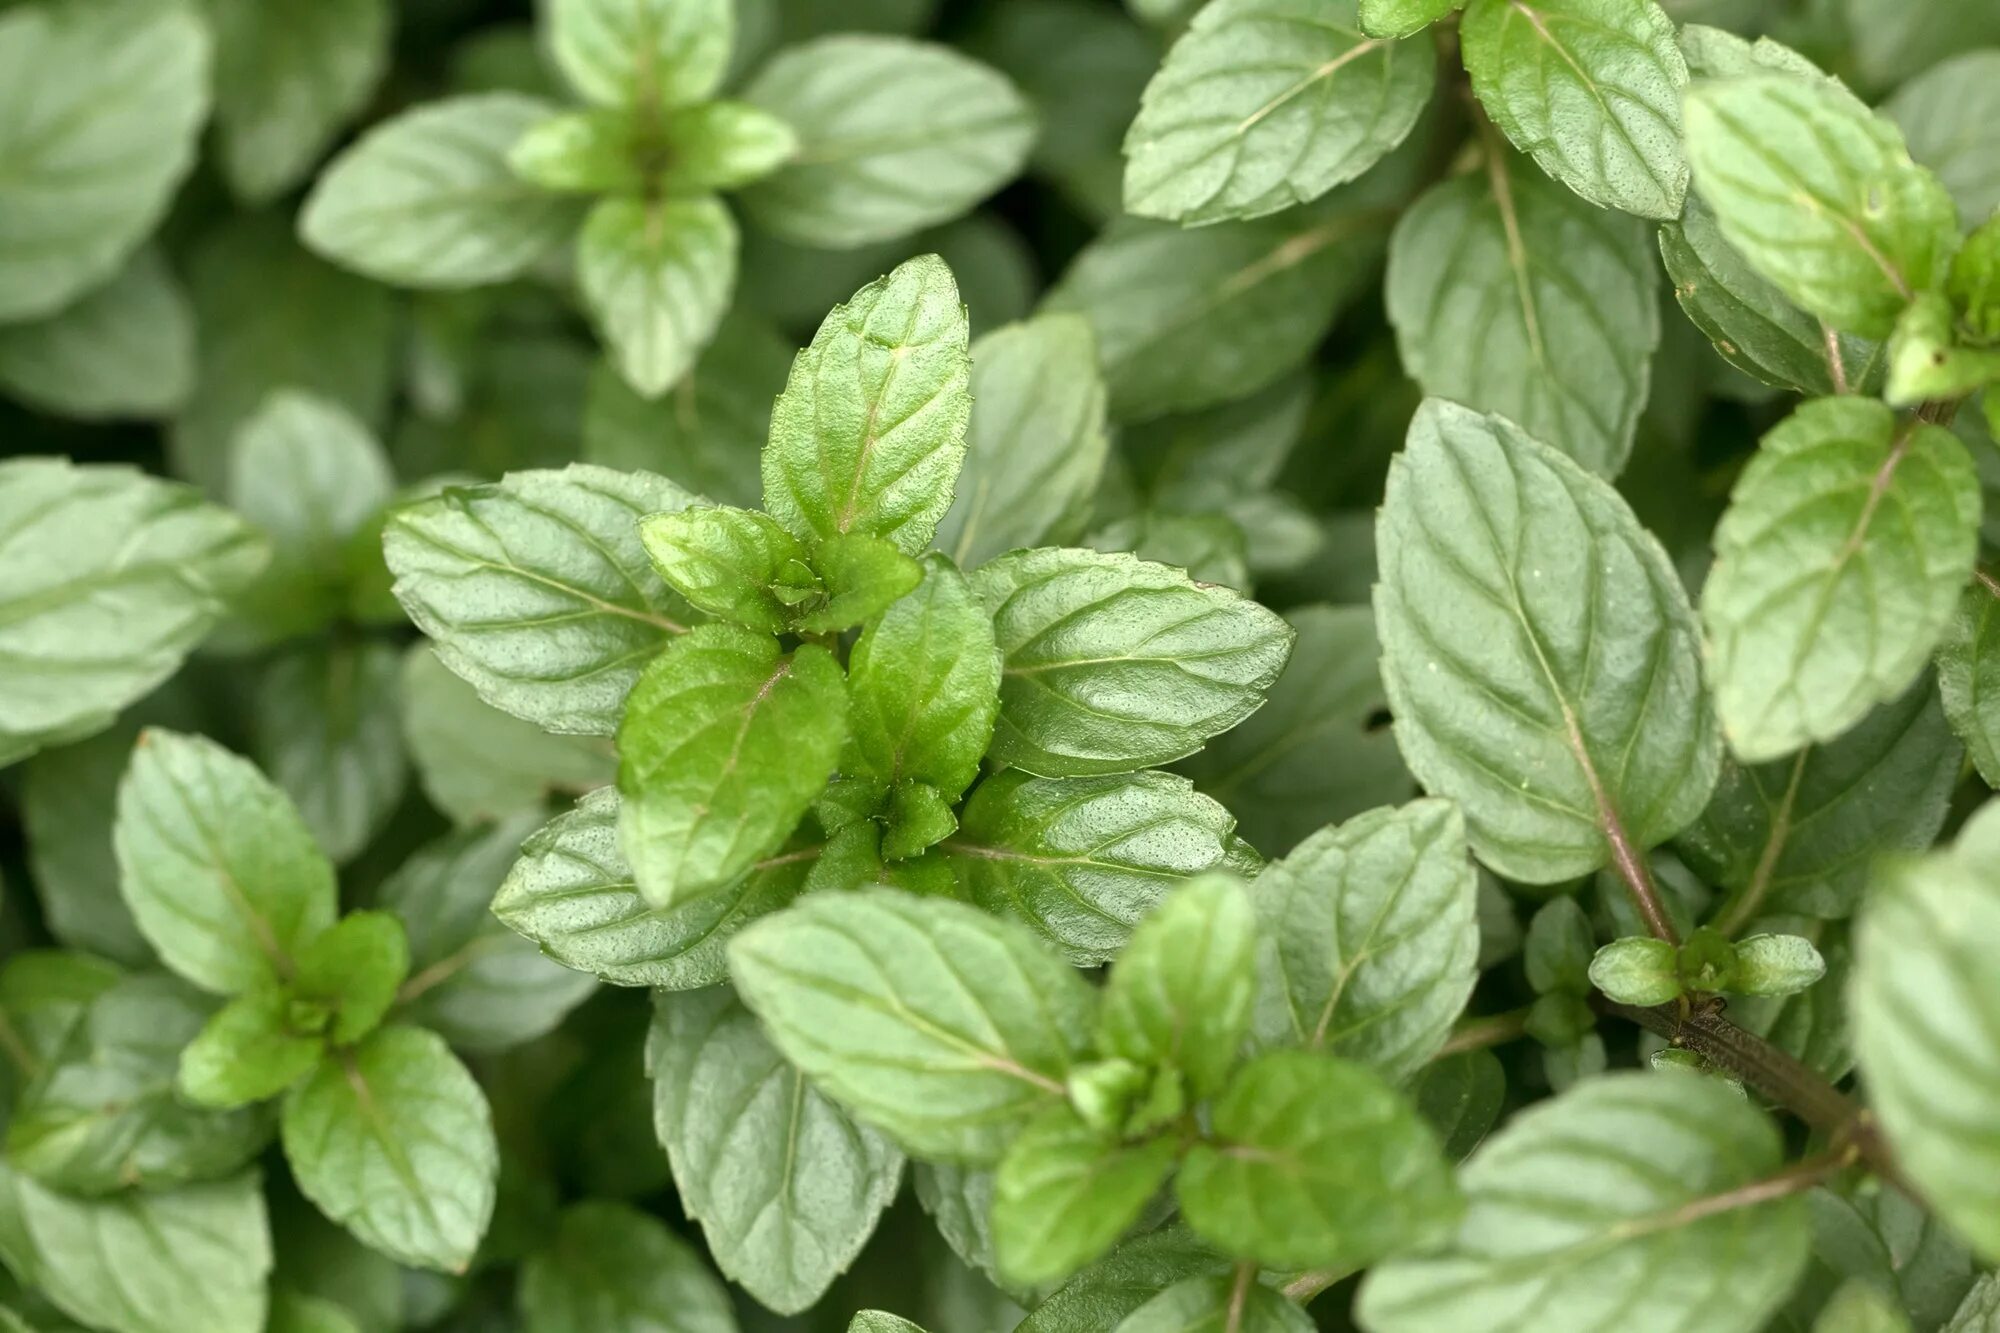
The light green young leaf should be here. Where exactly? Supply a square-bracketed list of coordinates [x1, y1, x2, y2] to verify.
[492, 788, 809, 990]
[0, 461, 265, 768]
[519, 1200, 736, 1332]
[1113, 1275, 1312, 1333]
[727, 887, 1097, 1163]
[950, 768, 1249, 964]
[0, 248, 193, 420]
[791, 531, 924, 634]
[935, 314, 1110, 567]
[204, 0, 390, 202]
[616, 625, 847, 908]
[508, 109, 645, 194]
[991, 1105, 1179, 1288]
[640, 506, 811, 636]
[1123, 0, 1435, 225]
[292, 911, 408, 1047]
[1099, 875, 1257, 1098]
[1587, 935, 1680, 1005]
[1703, 398, 1978, 763]
[1357, 1072, 1812, 1332]
[548, 0, 732, 110]
[1251, 799, 1478, 1082]
[281, 1026, 497, 1272]
[971, 547, 1292, 776]
[1684, 77, 1959, 340]
[177, 988, 325, 1109]
[1886, 292, 2000, 407]
[1386, 154, 1658, 477]
[7, 975, 269, 1195]
[739, 37, 1034, 247]
[648, 987, 903, 1314]
[1852, 805, 2000, 1261]
[1677, 678, 1960, 922]
[114, 730, 337, 995]
[301, 94, 582, 288]
[1461, 0, 1688, 219]
[1731, 933, 1824, 997]
[383, 464, 698, 735]
[1374, 399, 1720, 883]
[579, 195, 738, 399]
[0, 1164, 270, 1333]
[20, 728, 150, 963]
[845, 556, 1000, 800]
[1884, 50, 2000, 230]
[762, 254, 971, 556]
[1179, 1049, 1458, 1270]
[252, 643, 407, 864]
[1361, 0, 1463, 37]
[0, 0, 208, 321]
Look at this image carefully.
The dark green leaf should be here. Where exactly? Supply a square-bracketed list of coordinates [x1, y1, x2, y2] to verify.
[19, 728, 150, 963]
[1112, 1275, 1312, 1333]
[518, 1200, 736, 1332]
[252, 643, 407, 864]
[0, 248, 193, 420]
[1884, 50, 2000, 230]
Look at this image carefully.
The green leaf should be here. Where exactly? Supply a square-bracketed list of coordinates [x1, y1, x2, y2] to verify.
[1386, 154, 1658, 477]
[971, 547, 1292, 776]
[851, 1315, 927, 1333]
[0, 1164, 270, 1333]
[1947, 1275, 2000, 1332]
[384, 463, 698, 735]
[1886, 292, 2000, 407]
[1373, 399, 1721, 882]
[641, 504, 813, 635]
[648, 987, 902, 1314]
[616, 625, 847, 907]
[1588, 936, 1680, 1005]
[399, 647, 616, 826]
[1123, 0, 1434, 225]
[792, 532, 924, 635]
[1099, 875, 1257, 1098]
[1015, 1227, 1236, 1333]
[19, 728, 151, 964]
[492, 788, 809, 989]
[519, 1200, 735, 1331]
[1884, 50, 2000, 230]
[1953, 217, 2000, 344]
[1677, 677, 1959, 922]
[762, 254, 971, 556]
[176, 988, 325, 1109]
[1814, 1281, 1914, 1333]
[912, 1163, 1005, 1290]
[727, 886, 1096, 1162]
[380, 817, 598, 1052]
[0, 0, 208, 321]
[0, 248, 193, 420]
[659, 100, 799, 193]
[1410, 1048, 1505, 1161]
[950, 768, 1249, 964]
[1461, 0, 1688, 219]
[1357, 1072, 1812, 1332]
[1523, 896, 1594, 994]
[1362, 0, 1463, 37]
[1703, 398, 1979, 763]
[991, 1105, 1179, 1288]
[301, 94, 583, 288]
[1250, 799, 1478, 1082]
[0, 461, 265, 768]
[579, 194, 738, 398]
[738, 37, 1034, 247]
[281, 1026, 497, 1272]
[935, 314, 1111, 568]
[0, 952, 124, 1079]
[1112, 1275, 1313, 1333]
[1852, 805, 2000, 1261]
[547, 0, 732, 110]
[1046, 203, 1386, 420]
[1732, 933, 1824, 996]
[508, 109, 645, 194]
[292, 912, 408, 1047]
[252, 643, 407, 864]
[844, 555, 1000, 800]
[1939, 579, 2000, 786]
[114, 730, 337, 995]
[7, 975, 269, 1195]
[1683, 76, 1959, 341]
[204, 0, 390, 202]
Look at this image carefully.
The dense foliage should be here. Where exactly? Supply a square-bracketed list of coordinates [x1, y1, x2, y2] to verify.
[2, 0, 2000, 1331]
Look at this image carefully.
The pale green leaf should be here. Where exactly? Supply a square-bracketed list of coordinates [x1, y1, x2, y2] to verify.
[851, 1315, 926, 1333]
[1843, 0, 2000, 93]
[1100, 874, 1258, 1097]
[578, 195, 737, 399]
[1114, 1275, 1311, 1333]
[639, 505, 811, 635]
[794, 531, 923, 634]
[1885, 51, 2000, 231]
[1015, 1227, 1236, 1333]
[548, 0, 732, 110]
[656, 100, 799, 193]
[0, 248, 192, 420]
[19, 728, 149, 962]
[1939, 579, 2000, 787]
[292, 912, 407, 1047]
[1362, 0, 1463, 37]
[991, 1105, 1178, 1288]
[252, 642, 407, 863]
[913, 1163, 1005, 1291]
[1947, 1275, 2000, 1333]
[176, 988, 324, 1109]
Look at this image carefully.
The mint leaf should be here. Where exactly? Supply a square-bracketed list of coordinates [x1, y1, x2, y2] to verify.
[1703, 398, 1978, 762]
[1885, 50, 2000, 229]
[1099, 874, 1257, 1098]
[1374, 399, 1721, 882]
[492, 788, 808, 989]
[991, 1106, 1179, 1288]
[728, 887, 1096, 1162]
[738, 37, 1034, 247]
[301, 94, 582, 288]
[935, 314, 1111, 567]
[657, 101, 799, 193]
[384, 464, 697, 735]
[1357, 1073, 1812, 1332]
[281, 1027, 497, 1272]
[1411, 1049, 1505, 1161]
[519, 1200, 735, 1331]
[1386, 152, 1658, 477]
[547, 0, 732, 110]
[177, 987, 325, 1109]
[1251, 799, 1478, 1081]
[762, 254, 972, 556]
[616, 625, 847, 908]
[114, 730, 337, 995]
[851, 1315, 926, 1333]
[0, 248, 193, 420]
[1684, 77, 1958, 340]
[1178, 1049, 1458, 1270]
[640, 504, 815, 635]
[0, 461, 265, 768]
[508, 109, 645, 194]
[578, 195, 737, 398]
[1362, 0, 1463, 37]
[19, 729, 149, 963]
[0, 0, 208, 320]
[648, 987, 902, 1314]
[1015, 1227, 1236, 1333]
[1940, 580, 2000, 786]
[1122, 0, 1434, 225]
[1112, 1275, 1312, 1333]
[291, 912, 408, 1047]
[251, 643, 407, 864]
[972, 547, 1292, 776]
[951, 768, 1248, 964]
[791, 531, 924, 634]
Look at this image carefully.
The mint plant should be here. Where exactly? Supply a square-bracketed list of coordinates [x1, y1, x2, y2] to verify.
[5, 1, 2000, 1332]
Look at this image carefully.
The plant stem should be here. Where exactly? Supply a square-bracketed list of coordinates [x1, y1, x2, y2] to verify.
[1435, 1006, 1533, 1057]
[1648, 1146, 1854, 1232]
[1281, 1266, 1352, 1305]
[1225, 1261, 1256, 1333]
